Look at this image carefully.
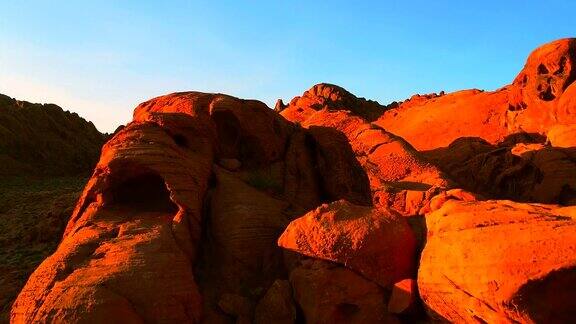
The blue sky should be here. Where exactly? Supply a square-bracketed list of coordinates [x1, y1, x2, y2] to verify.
[1, 1, 575, 132]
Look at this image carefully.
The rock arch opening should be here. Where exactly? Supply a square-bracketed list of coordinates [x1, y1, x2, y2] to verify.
[108, 172, 178, 213]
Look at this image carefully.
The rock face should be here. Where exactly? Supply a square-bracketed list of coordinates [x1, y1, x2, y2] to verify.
[0, 94, 105, 176]
[280, 83, 390, 123]
[11, 117, 212, 323]
[278, 200, 417, 287]
[376, 38, 576, 151]
[254, 280, 297, 324]
[387, 279, 418, 315]
[509, 38, 576, 128]
[418, 200, 576, 323]
[10, 38, 576, 324]
[289, 260, 399, 324]
[10, 91, 378, 323]
[422, 135, 576, 205]
[280, 85, 453, 216]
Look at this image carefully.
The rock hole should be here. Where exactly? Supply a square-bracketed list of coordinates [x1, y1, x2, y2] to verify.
[508, 102, 528, 112]
[109, 173, 177, 212]
[537, 64, 549, 75]
[539, 85, 555, 101]
[172, 134, 188, 148]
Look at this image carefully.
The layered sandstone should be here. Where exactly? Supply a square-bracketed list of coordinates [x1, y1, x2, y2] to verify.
[418, 200, 576, 323]
[376, 38, 576, 150]
[10, 38, 576, 324]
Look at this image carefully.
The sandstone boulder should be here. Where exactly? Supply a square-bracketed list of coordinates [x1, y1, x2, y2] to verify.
[423, 135, 576, 205]
[290, 260, 399, 323]
[387, 279, 418, 315]
[11, 116, 213, 323]
[418, 200, 576, 323]
[547, 124, 576, 148]
[509, 38, 576, 129]
[278, 200, 417, 287]
[254, 280, 297, 324]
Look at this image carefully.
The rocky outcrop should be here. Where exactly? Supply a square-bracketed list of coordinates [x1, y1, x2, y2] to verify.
[280, 86, 453, 215]
[509, 38, 576, 128]
[418, 200, 576, 323]
[376, 38, 576, 151]
[422, 134, 576, 205]
[11, 116, 212, 323]
[10, 91, 380, 323]
[10, 38, 576, 323]
[547, 124, 576, 148]
[0, 93, 105, 176]
[280, 83, 390, 123]
[289, 260, 399, 324]
[278, 200, 417, 287]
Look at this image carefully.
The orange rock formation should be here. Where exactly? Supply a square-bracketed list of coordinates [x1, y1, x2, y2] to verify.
[10, 38, 576, 323]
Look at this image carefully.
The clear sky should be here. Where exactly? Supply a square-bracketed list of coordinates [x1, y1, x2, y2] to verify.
[1, 1, 575, 133]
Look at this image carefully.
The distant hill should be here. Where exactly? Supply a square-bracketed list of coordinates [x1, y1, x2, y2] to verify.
[0, 94, 106, 176]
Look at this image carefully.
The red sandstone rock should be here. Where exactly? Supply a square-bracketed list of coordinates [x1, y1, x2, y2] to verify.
[422, 137, 542, 202]
[418, 199, 576, 323]
[195, 166, 291, 322]
[278, 200, 417, 287]
[423, 136, 576, 205]
[376, 39, 576, 151]
[306, 126, 372, 206]
[133, 91, 294, 165]
[376, 89, 511, 150]
[547, 124, 576, 148]
[281, 83, 388, 123]
[283, 128, 324, 213]
[387, 279, 418, 315]
[509, 38, 576, 130]
[11, 92, 304, 323]
[10, 38, 576, 324]
[11, 116, 212, 323]
[254, 280, 297, 324]
[290, 260, 399, 323]
[517, 145, 576, 205]
[217, 293, 255, 323]
[281, 87, 453, 215]
[428, 188, 479, 212]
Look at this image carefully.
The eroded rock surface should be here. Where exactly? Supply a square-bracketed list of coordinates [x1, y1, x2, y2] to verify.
[418, 200, 576, 323]
[377, 38, 576, 151]
[11, 38, 576, 324]
[278, 200, 417, 287]
[289, 260, 399, 324]
[281, 85, 453, 216]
